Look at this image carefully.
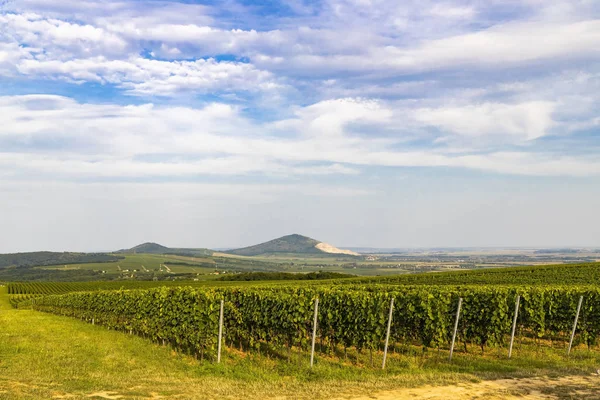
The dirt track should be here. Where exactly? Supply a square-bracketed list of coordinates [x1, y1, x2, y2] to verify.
[337, 375, 600, 399]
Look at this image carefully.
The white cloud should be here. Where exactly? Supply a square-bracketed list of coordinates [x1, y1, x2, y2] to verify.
[414, 101, 556, 140]
[0, 13, 128, 58]
[16, 56, 280, 95]
[105, 22, 287, 56]
[5, 0, 215, 26]
[1, 95, 599, 180]
[404, 19, 600, 67]
[275, 98, 393, 138]
[0, 12, 282, 96]
[0, 42, 33, 75]
[1, 2, 599, 102]
[254, 19, 600, 76]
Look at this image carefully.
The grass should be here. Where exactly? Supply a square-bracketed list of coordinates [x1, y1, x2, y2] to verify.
[2, 285, 600, 399]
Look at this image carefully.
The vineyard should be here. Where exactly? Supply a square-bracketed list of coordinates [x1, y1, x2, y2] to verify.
[7, 280, 184, 296]
[6, 279, 328, 307]
[28, 284, 600, 366]
[9, 261, 600, 314]
[355, 262, 600, 286]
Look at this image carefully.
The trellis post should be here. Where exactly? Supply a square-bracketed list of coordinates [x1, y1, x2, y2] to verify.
[382, 297, 394, 369]
[310, 298, 319, 368]
[217, 299, 224, 363]
[567, 296, 583, 356]
[449, 297, 462, 361]
[508, 295, 520, 358]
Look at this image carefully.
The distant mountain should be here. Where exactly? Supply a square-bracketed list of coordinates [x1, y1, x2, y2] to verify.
[116, 242, 213, 257]
[225, 234, 360, 257]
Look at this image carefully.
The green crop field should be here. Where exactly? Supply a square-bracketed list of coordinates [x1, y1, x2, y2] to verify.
[37, 253, 217, 274]
[354, 262, 600, 286]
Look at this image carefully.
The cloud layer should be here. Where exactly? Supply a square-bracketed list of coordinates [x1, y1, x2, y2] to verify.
[2, 1, 599, 176]
[1, 0, 600, 249]
[1, 94, 599, 180]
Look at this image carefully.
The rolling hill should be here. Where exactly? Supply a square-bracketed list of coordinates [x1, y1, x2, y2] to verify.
[0, 252, 122, 268]
[118, 243, 170, 254]
[225, 234, 360, 257]
[116, 243, 213, 257]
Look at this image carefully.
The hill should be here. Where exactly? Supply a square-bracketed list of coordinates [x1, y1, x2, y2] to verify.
[0, 252, 122, 268]
[118, 242, 170, 254]
[117, 242, 213, 257]
[226, 234, 360, 257]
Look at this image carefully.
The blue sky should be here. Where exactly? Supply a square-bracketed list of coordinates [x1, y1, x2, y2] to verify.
[1, 0, 599, 251]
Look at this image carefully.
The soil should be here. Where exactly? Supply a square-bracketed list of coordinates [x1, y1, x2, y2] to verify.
[337, 375, 600, 399]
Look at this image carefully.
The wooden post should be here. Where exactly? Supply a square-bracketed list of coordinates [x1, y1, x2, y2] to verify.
[217, 299, 224, 363]
[567, 296, 583, 356]
[310, 298, 319, 368]
[382, 297, 394, 369]
[508, 295, 520, 358]
[449, 297, 462, 361]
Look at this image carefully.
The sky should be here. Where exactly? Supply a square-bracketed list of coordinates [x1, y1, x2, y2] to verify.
[1, 0, 599, 252]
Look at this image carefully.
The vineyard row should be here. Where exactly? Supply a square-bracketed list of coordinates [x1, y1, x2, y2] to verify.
[29, 286, 600, 363]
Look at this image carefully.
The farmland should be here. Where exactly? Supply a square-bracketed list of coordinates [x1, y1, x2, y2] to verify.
[3, 261, 600, 398]
[37, 253, 217, 274]
[3, 240, 600, 283]
[2, 282, 600, 399]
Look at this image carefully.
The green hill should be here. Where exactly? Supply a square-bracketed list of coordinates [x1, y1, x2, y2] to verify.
[117, 242, 213, 257]
[225, 234, 359, 257]
[119, 242, 170, 254]
[0, 252, 121, 268]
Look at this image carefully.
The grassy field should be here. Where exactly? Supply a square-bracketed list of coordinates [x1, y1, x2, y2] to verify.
[2, 285, 600, 399]
[37, 253, 218, 275]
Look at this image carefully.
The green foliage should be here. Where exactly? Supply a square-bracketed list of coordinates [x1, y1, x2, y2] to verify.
[217, 271, 356, 281]
[7, 281, 203, 306]
[0, 266, 109, 282]
[353, 262, 600, 286]
[29, 284, 600, 359]
[31, 287, 221, 359]
[0, 252, 122, 268]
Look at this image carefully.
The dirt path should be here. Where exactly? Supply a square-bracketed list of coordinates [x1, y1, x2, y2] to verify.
[337, 375, 600, 399]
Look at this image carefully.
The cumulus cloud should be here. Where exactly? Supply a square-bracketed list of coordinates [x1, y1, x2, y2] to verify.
[0, 13, 128, 58]
[0, 12, 281, 96]
[0, 42, 33, 75]
[1, 0, 599, 102]
[16, 56, 280, 95]
[1, 95, 599, 180]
